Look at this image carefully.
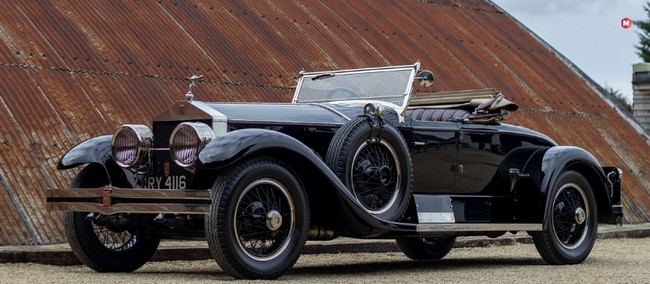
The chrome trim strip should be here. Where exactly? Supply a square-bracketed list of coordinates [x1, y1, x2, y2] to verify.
[418, 212, 455, 223]
[191, 101, 228, 137]
[300, 63, 419, 77]
[417, 223, 542, 232]
[309, 103, 350, 121]
[227, 119, 343, 127]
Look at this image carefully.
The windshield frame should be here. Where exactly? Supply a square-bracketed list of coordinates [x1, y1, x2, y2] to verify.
[291, 63, 420, 115]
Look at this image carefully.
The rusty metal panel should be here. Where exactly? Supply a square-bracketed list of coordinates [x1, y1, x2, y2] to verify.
[0, 0, 648, 245]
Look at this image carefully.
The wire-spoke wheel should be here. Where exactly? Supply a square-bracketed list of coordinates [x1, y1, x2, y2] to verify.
[351, 140, 401, 214]
[92, 223, 137, 251]
[326, 117, 412, 221]
[552, 182, 590, 250]
[234, 178, 295, 261]
[63, 164, 160, 272]
[206, 157, 309, 280]
[532, 170, 598, 264]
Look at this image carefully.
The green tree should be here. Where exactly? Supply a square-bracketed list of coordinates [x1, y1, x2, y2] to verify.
[635, 2, 650, 62]
[602, 83, 632, 114]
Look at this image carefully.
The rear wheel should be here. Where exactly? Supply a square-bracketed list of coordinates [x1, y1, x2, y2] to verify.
[206, 157, 309, 280]
[326, 117, 412, 221]
[532, 170, 598, 264]
[64, 164, 160, 272]
[396, 236, 456, 260]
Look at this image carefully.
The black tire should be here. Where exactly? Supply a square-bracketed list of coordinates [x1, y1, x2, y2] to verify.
[531, 170, 598, 264]
[63, 164, 160, 272]
[326, 117, 412, 221]
[205, 157, 309, 280]
[396, 236, 456, 260]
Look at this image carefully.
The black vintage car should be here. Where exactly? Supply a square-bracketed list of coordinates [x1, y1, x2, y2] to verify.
[47, 63, 623, 279]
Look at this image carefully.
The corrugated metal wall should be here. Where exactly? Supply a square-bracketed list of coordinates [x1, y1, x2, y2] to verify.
[0, 0, 648, 245]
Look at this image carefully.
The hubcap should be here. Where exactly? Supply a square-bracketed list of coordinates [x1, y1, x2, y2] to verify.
[575, 208, 586, 225]
[266, 210, 283, 231]
[378, 165, 393, 185]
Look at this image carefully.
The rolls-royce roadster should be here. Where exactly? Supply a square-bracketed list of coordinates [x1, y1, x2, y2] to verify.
[47, 63, 623, 279]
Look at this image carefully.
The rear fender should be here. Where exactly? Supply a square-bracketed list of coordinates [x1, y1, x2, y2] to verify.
[540, 146, 615, 226]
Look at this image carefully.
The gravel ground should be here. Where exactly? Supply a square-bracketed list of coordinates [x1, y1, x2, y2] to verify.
[1, 238, 648, 283]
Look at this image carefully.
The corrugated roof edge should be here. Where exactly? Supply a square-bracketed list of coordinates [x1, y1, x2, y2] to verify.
[488, 0, 650, 140]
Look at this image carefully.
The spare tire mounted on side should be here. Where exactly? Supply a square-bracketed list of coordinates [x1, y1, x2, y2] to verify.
[326, 116, 412, 221]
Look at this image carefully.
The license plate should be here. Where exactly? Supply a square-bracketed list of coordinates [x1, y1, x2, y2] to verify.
[145, 175, 187, 189]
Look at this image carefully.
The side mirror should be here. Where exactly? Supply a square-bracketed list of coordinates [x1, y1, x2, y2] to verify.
[416, 70, 434, 87]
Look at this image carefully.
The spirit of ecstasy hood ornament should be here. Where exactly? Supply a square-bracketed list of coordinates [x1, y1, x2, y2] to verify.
[185, 75, 204, 102]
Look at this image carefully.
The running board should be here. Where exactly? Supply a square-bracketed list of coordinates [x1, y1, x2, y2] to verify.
[417, 223, 542, 232]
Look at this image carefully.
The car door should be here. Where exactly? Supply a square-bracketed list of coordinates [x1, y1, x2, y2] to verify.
[456, 124, 507, 193]
[409, 121, 461, 193]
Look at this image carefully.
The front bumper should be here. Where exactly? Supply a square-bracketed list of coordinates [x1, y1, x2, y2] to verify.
[46, 186, 211, 215]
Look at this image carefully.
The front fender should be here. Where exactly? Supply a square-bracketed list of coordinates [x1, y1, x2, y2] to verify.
[57, 135, 133, 187]
[58, 135, 113, 170]
[197, 128, 416, 235]
[198, 128, 322, 169]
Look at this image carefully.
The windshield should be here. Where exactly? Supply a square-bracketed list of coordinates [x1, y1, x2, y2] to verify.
[292, 64, 418, 110]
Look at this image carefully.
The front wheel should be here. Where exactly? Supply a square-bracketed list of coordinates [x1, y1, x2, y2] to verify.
[64, 164, 160, 272]
[206, 157, 309, 280]
[531, 170, 598, 264]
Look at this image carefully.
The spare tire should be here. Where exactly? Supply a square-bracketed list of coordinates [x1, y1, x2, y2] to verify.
[326, 116, 412, 221]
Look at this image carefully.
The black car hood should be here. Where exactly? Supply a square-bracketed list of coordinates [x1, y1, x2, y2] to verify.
[204, 102, 350, 125]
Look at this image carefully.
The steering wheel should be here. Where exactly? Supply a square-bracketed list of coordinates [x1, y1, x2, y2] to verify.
[326, 88, 361, 99]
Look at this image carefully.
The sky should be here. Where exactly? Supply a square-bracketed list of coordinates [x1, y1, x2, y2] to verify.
[490, 0, 646, 104]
